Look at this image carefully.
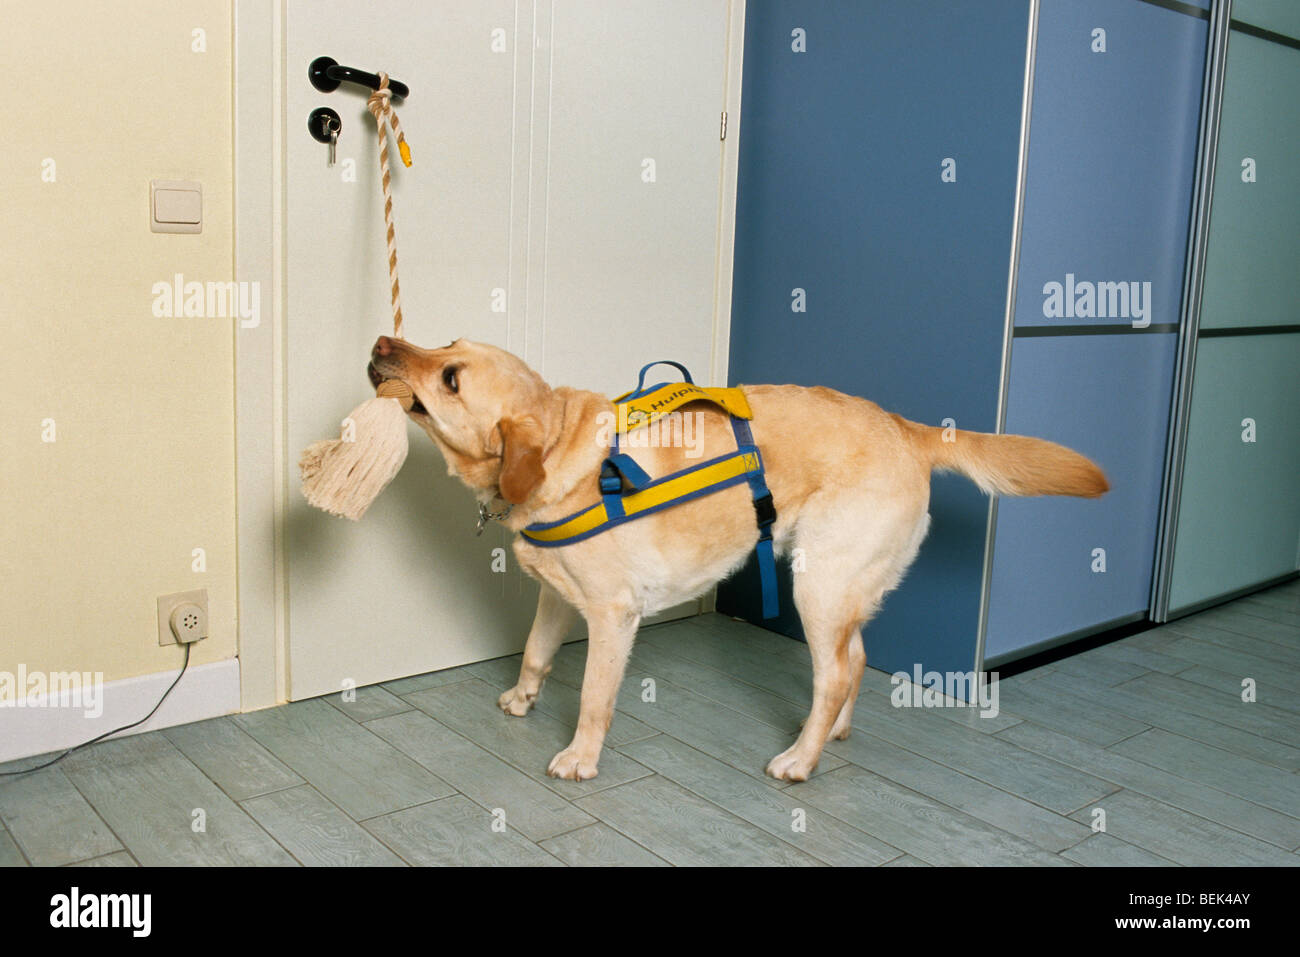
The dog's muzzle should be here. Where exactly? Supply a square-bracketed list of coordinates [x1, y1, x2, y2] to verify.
[367, 362, 427, 414]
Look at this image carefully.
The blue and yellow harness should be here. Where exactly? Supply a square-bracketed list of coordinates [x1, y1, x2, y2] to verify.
[520, 361, 780, 618]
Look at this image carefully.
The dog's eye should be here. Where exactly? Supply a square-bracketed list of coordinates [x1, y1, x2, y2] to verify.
[442, 365, 460, 394]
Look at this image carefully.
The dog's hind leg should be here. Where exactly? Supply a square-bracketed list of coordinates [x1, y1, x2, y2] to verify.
[825, 512, 930, 742]
[499, 584, 578, 717]
[769, 505, 929, 780]
[767, 588, 860, 782]
[828, 628, 867, 741]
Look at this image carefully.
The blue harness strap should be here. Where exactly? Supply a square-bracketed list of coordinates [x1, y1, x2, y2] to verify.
[522, 362, 780, 619]
[600, 434, 653, 519]
[731, 417, 779, 620]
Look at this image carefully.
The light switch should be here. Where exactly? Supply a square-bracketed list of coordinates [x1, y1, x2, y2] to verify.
[151, 180, 202, 233]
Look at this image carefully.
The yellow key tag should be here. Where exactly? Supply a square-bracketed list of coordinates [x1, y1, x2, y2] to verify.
[398, 139, 412, 167]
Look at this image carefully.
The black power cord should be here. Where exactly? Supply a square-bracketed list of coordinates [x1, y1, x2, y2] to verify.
[0, 642, 193, 776]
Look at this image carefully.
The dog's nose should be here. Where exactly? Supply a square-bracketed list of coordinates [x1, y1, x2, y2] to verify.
[373, 335, 395, 358]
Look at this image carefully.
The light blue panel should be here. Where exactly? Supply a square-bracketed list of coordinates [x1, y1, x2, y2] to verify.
[1233, 0, 1300, 40]
[718, 0, 1029, 677]
[1166, 20, 1300, 612]
[1168, 334, 1300, 613]
[1198, 31, 1300, 329]
[985, 334, 1178, 663]
[1013, 0, 1206, 329]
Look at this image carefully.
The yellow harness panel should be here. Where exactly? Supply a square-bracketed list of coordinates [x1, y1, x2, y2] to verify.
[613, 382, 752, 434]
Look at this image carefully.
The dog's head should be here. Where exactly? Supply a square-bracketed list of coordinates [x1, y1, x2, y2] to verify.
[368, 336, 552, 505]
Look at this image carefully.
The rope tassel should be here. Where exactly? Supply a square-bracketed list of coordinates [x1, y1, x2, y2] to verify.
[299, 73, 416, 520]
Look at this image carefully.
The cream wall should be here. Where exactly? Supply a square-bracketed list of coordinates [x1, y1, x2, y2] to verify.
[0, 2, 237, 684]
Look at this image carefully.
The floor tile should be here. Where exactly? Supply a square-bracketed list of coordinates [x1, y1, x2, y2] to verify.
[365, 709, 595, 841]
[362, 795, 564, 866]
[241, 785, 406, 866]
[1068, 790, 1298, 867]
[60, 733, 296, 866]
[573, 775, 825, 866]
[539, 823, 669, 867]
[0, 767, 121, 866]
[234, 699, 454, 820]
[163, 716, 303, 801]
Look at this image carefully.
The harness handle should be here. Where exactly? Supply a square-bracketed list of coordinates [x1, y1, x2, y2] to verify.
[634, 360, 694, 393]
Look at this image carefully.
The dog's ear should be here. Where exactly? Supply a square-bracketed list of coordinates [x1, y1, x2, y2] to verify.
[496, 415, 546, 505]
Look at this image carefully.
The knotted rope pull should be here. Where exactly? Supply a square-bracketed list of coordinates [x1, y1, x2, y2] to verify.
[366, 73, 412, 340]
[297, 69, 418, 520]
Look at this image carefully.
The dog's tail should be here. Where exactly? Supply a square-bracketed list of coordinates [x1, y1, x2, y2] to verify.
[899, 417, 1109, 498]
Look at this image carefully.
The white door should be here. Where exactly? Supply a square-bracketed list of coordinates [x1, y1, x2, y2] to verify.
[279, 0, 737, 700]
[530, 0, 732, 394]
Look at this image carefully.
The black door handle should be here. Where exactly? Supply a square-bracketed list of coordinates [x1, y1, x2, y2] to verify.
[309, 56, 409, 100]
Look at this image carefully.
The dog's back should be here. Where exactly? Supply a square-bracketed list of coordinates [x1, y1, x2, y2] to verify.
[740, 382, 1107, 510]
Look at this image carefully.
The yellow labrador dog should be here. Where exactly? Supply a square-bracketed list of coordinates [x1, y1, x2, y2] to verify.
[368, 335, 1108, 782]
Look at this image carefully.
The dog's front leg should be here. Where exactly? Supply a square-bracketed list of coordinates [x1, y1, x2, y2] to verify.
[499, 584, 578, 717]
[547, 603, 640, 781]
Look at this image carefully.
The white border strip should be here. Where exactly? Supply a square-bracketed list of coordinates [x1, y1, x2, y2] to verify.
[0, 659, 240, 766]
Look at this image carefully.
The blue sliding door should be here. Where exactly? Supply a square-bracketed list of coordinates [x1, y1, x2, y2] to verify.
[721, 0, 1217, 675]
[718, 0, 1030, 676]
[983, 0, 1208, 663]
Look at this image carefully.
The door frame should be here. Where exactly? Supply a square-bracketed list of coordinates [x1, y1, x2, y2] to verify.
[234, 0, 285, 712]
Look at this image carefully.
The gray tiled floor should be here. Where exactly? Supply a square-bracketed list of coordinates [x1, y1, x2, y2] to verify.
[3, 580, 1298, 866]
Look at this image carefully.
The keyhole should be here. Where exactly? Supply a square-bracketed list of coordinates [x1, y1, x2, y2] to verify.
[307, 107, 343, 144]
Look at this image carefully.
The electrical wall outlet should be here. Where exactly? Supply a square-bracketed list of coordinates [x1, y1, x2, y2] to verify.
[157, 589, 208, 645]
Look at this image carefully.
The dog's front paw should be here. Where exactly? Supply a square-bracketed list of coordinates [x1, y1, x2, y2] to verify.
[547, 747, 599, 781]
[498, 685, 538, 717]
[766, 746, 817, 782]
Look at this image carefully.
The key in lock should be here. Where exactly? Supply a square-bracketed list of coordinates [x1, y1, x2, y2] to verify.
[321, 114, 340, 167]
[307, 107, 343, 168]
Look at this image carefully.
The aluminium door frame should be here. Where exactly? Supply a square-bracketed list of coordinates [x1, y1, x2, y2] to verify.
[974, 0, 1041, 677]
[1150, 0, 1234, 622]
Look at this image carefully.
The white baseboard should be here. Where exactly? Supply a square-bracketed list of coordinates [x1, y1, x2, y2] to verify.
[0, 657, 240, 765]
